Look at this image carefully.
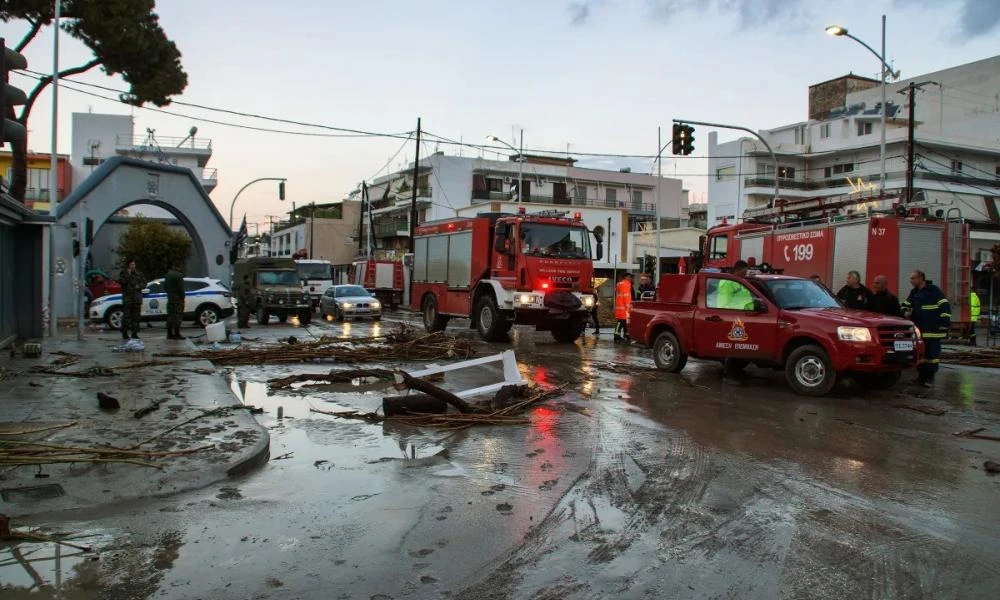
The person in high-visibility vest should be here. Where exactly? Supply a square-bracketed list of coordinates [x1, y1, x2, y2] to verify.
[970, 290, 981, 346]
[614, 273, 633, 343]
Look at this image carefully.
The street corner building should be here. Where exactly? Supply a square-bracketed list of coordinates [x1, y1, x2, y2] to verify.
[0, 190, 46, 346]
[52, 157, 233, 321]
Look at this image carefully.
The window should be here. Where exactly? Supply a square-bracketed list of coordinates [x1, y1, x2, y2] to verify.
[631, 190, 643, 207]
[605, 187, 617, 207]
[705, 278, 755, 311]
[709, 234, 728, 260]
[857, 121, 872, 136]
[487, 177, 504, 192]
[757, 164, 775, 177]
[183, 280, 208, 292]
[820, 123, 831, 139]
[778, 167, 795, 179]
[715, 166, 736, 182]
[951, 160, 963, 174]
[996, 165, 1000, 179]
[827, 163, 855, 178]
[824, 167, 832, 178]
[146, 282, 163, 294]
[574, 185, 588, 203]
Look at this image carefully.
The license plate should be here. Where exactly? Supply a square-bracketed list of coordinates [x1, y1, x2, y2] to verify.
[893, 340, 914, 352]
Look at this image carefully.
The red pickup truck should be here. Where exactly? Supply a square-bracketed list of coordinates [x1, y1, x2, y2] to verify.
[629, 272, 920, 396]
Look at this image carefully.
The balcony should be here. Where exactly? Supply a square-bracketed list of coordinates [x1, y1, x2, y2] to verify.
[374, 219, 410, 238]
[115, 134, 214, 167]
[200, 168, 218, 193]
[472, 190, 655, 213]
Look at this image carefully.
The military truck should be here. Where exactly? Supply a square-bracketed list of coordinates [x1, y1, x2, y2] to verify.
[234, 257, 313, 326]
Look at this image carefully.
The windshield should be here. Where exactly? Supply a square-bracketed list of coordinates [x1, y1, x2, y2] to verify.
[520, 224, 592, 259]
[258, 270, 300, 286]
[762, 279, 841, 309]
[297, 263, 331, 280]
[336, 286, 371, 298]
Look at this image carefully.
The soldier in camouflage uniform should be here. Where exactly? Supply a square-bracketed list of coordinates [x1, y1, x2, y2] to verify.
[237, 274, 253, 328]
[118, 260, 144, 339]
[164, 263, 185, 340]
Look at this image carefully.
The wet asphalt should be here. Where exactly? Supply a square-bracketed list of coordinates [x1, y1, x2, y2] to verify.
[3, 312, 1000, 599]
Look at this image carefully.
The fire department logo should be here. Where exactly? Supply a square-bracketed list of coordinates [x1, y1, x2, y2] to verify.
[727, 318, 749, 342]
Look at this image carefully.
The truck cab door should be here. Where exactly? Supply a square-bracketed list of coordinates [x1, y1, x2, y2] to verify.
[694, 276, 777, 360]
[492, 223, 516, 286]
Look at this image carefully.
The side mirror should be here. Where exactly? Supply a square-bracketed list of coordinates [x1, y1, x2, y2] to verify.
[752, 298, 767, 313]
[141, 288, 150, 294]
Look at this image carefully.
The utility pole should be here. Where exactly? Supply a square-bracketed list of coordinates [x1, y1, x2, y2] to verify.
[655, 126, 662, 282]
[357, 181, 366, 256]
[900, 81, 937, 203]
[309, 202, 315, 258]
[409, 117, 421, 254]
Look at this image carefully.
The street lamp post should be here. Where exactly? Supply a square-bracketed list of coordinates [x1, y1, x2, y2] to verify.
[487, 130, 524, 203]
[826, 15, 899, 195]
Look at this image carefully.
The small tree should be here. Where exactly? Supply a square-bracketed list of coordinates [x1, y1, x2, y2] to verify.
[115, 216, 191, 280]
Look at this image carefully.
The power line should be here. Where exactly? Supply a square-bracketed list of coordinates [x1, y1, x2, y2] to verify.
[917, 145, 1000, 179]
[915, 154, 1000, 197]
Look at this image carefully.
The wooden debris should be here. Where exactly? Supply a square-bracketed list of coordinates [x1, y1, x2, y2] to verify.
[954, 427, 1000, 442]
[0, 422, 77, 437]
[984, 461, 1000, 474]
[0, 438, 217, 470]
[396, 370, 475, 414]
[133, 399, 165, 419]
[940, 350, 1000, 369]
[97, 392, 120, 410]
[893, 403, 948, 416]
[159, 326, 474, 366]
[268, 368, 394, 390]
[0, 515, 93, 552]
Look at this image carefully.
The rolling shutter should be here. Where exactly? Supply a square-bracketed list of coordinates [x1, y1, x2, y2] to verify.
[740, 235, 765, 264]
[898, 225, 942, 298]
[832, 223, 869, 288]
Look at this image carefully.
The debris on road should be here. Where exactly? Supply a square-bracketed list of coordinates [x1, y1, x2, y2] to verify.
[940, 349, 1000, 368]
[954, 427, 1000, 442]
[984, 461, 1000, 474]
[133, 398, 165, 418]
[0, 438, 216, 470]
[164, 326, 474, 366]
[268, 368, 395, 391]
[0, 514, 94, 552]
[97, 392, 121, 410]
[893, 403, 948, 416]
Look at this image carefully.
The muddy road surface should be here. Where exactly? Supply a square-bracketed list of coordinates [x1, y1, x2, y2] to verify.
[4, 314, 1000, 599]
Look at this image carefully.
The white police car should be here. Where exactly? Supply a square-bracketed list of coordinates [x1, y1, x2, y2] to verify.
[89, 277, 235, 330]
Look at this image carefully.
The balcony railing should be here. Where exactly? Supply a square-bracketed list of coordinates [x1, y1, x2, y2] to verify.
[201, 168, 218, 181]
[374, 219, 410, 238]
[116, 134, 213, 150]
[744, 169, 1000, 193]
[472, 190, 655, 213]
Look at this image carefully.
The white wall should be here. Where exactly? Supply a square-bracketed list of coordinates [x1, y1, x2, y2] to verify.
[71, 113, 133, 192]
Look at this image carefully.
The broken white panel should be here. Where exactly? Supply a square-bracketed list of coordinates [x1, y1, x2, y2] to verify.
[395, 350, 525, 398]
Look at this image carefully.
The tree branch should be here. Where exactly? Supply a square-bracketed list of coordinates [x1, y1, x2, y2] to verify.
[18, 58, 103, 122]
[15, 20, 44, 53]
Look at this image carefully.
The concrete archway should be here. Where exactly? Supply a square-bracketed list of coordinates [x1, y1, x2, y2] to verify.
[54, 157, 231, 319]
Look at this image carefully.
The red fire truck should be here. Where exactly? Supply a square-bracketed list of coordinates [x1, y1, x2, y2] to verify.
[352, 258, 405, 308]
[411, 209, 600, 343]
[702, 210, 971, 325]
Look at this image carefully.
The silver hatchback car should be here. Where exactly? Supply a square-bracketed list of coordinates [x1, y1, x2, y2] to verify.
[320, 285, 382, 322]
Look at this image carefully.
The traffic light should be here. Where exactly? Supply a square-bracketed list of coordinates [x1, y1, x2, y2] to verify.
[278, 181, 286, 201]
[671, 123, 682, 155]
[85, 218, 94, 246]
[0, 38, 28, 148]
[678, 124, 695, 156]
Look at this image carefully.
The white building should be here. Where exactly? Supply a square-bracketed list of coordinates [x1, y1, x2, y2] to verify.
[71, 113, 218, 194]
[707, 54, 1000, 259]
[355, 152, 686, 271]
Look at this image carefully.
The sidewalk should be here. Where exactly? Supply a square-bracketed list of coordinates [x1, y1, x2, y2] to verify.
[0, 324, 269, 519]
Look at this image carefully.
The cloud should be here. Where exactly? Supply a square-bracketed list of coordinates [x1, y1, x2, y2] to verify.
[644, 0, 812, 29]
[568, 1, 596, 26]
[894, 0, 1000, 39]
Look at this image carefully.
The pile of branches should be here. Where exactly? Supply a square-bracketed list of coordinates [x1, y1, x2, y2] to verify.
[940, 350, 1000, 368]
[310, 383, 570, 430]
[167, 326, 474, 366]
[0, 438, 215, 470]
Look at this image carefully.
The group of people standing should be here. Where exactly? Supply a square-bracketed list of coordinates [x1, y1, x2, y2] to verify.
[831, 270, 965, 387]
[603, 272, 655, 342]
[116, 259, 186, 341]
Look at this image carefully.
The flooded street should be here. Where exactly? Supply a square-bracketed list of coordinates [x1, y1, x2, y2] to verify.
[4, 314, 1000, 599]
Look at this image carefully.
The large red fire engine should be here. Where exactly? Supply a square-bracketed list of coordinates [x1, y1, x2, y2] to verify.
[411, 209, 600, 343]
[701, 198, 971, 325]
[352, 258, 404, 308]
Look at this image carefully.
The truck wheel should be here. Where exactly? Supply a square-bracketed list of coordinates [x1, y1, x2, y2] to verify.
[653, 331, 688, 373]
[785, 345, 837, 396]
[298, 309, 312, 326]
[551, 319, 581, 344]
[855, 371, 901, 391]
[256, 304, 270, 326]
[422, 295, 448, 332]
[475, 296, 506, 342]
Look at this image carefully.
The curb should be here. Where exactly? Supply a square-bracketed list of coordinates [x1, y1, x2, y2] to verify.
[226, 419, 271, 476]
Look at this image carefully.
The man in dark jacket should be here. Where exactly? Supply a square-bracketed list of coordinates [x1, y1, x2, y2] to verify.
[164, 263, 185, 340]
[870, 275, 900, 316]
[118, 260, 144, 340]
[902, 270, 951, 386]
[836, 270, 874, 310]
[635, 273, 656, 300]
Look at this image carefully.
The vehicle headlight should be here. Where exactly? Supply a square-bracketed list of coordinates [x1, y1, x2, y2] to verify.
[302, 295, 310, 302]
[582, 295, 595, 308]
[519, 294, 532, 304]
[837, 326, 872, 342]
[342, 302, 353, 308]
[371, 301, 381, 309]
[267, 294, 274, 302]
